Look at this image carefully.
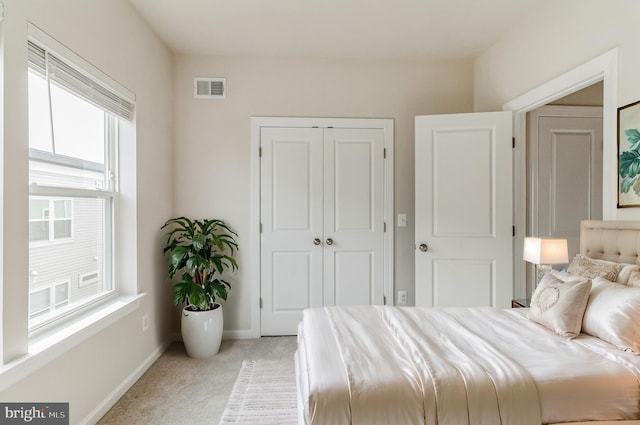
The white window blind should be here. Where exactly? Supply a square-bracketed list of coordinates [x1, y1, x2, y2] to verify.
[27, 40, 135, 121]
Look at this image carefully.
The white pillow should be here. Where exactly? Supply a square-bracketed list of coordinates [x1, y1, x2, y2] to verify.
[528, 273, 591, 339]
[627, 270, 640, 288]
[615, 262, 640, 285]
[582, 277, 640, 354]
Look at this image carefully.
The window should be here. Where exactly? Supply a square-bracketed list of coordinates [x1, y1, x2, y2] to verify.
[27, 36, 134, 332]
[29, 197, 73, 242]
[28, 281, 70, 321]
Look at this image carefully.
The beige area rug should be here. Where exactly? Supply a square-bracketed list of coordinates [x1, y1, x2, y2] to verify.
[218, 360, 298, 424]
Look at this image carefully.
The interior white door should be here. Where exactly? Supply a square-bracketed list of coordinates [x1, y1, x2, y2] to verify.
[530, 106, 603, 261]
[415, 112, 513, 308]
[260, 125, 387, 335]
[323, 128, 385, 306]
[260, 127, 324, 335]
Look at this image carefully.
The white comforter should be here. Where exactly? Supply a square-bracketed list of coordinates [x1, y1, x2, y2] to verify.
[295, 306, 640, 425]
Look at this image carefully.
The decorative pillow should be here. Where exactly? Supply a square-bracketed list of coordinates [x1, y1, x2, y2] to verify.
[567, 254, 623, 282]
[528, 273, 592, 338]
[582, 277, 640, 354]
[550, 269, 585, 282]
[627, 270, 640, 288]
[614, 263, 640, 285]
[586, 257, 640, 285]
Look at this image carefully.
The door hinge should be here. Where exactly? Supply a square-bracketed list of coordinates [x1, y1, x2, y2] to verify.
[513, 225, 515, 237]
[383, 295, 387, 305]
[260, 222, 263, 233]
[512, 137, 515, 148]
[384, 148, 387, 159]
[259, 298, 263, 308]
[384, 222, 387, 232]
[259, 147, 262, 157]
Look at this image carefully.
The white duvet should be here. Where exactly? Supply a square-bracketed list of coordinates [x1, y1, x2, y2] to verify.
[295, 306, 640, 425]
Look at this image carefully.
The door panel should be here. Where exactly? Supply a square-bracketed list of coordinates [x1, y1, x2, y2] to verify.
[271, 252, 311, 311]
[272, 141, 314, 231]
[260, 127, 323, 335]
[433, 128, 494, 236]
[415, 112, 512, 308]
[323, 128, 385, 306]
[333, 251, 374, 305]
[433, 260, 494, 307]
[334, 141, 373, 230]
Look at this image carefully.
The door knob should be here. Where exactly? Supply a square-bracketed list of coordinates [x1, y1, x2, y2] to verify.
[419, 243, 429, 252]
[326, 238, 334, 246]
[313, 238, 321, 246]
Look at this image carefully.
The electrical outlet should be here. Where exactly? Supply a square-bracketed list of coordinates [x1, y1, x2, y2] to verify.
[397, 290, 408, 306]
[142, 314, 149, 332]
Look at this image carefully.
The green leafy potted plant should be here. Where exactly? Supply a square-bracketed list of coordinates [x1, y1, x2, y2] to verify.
[161, 217, 238, 358]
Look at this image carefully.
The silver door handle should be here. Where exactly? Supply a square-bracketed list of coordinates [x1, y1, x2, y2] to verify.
[326, 238, 334, 246]
[313, 238, 321, 246]
[418, 243, 428, 252]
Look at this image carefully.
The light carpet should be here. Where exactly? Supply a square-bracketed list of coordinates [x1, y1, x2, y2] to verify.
[218, 360, 298, 424]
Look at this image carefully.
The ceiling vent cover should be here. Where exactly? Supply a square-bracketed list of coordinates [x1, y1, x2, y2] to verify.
[194, 77, 226, 99]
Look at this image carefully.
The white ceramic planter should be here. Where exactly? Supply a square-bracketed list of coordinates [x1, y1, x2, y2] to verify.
[181, 303, 223, 358]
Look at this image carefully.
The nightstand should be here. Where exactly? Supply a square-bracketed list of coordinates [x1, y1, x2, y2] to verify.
[511, 298, 531, 308]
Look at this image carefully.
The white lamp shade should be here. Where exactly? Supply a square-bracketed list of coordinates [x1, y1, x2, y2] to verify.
[523, 237, 569, 265]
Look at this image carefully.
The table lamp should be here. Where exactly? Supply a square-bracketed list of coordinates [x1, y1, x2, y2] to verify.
[523, 237, 569, 286]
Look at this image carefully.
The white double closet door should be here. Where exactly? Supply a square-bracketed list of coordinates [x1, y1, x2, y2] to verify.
[260, 123, 387, 335]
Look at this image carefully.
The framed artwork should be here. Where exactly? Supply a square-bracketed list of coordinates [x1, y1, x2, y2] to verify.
[618, 100, 640, 207]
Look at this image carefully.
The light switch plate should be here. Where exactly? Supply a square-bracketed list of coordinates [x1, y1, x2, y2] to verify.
[397, 213, 407, 227]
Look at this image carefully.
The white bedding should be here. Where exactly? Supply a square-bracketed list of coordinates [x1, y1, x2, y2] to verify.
[295, 306, 640, 425]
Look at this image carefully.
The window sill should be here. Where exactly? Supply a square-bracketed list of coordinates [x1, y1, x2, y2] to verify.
[0, 293, 145, 392]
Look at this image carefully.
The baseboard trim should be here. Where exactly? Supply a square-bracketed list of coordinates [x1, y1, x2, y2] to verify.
[223, 329, 256, 340]
[79, 337, 176, 425]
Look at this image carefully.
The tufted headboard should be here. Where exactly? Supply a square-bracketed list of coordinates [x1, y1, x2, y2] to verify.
[580, 220, 640, 265]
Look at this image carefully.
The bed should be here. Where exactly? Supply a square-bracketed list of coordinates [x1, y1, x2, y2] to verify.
[295, 220, 640, 425]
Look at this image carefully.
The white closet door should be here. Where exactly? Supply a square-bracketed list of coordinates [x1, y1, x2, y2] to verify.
[323, 128, 385, 306]
[260, 127, 323, 336]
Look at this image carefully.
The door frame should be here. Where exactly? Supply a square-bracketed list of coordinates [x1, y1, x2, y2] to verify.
[249, 117, 394, 337]
[504, 48, 618, 299]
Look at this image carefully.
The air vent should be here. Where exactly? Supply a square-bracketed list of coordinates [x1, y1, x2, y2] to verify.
[79, 271, 99, 287]
[194, 77, 226, 99]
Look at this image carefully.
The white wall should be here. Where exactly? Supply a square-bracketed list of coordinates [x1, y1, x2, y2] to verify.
[474, 0, 640, 223]
[173, 55, 473, 332]
[0, 0, 175, 423]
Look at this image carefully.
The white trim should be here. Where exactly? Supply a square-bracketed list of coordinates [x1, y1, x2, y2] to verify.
[383, 122, 395, 306]
[0, 294, 144, 392]
[503, 48, 618, 298]
[250, 117, 394, 337]
[249, 119, 262, 339]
